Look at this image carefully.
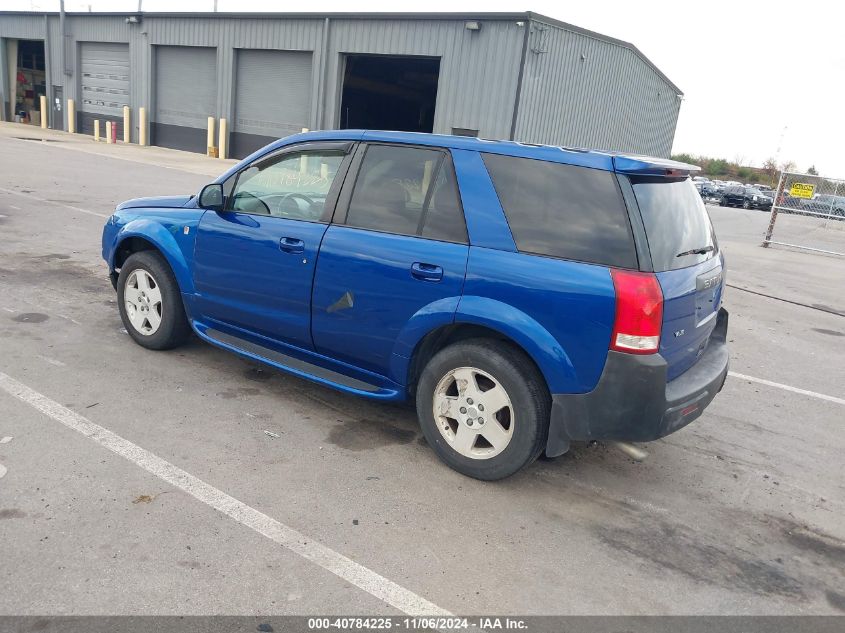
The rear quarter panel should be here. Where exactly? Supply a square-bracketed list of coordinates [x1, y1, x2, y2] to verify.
[458, 247, 616, 394]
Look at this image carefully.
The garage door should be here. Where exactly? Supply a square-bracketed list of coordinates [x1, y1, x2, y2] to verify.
[153, 46, 217, 153]
[79, 42, 129, 137]
[231, 49, 312, 159]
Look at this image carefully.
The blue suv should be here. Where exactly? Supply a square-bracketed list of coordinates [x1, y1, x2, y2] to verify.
[102, 130, 729, 480]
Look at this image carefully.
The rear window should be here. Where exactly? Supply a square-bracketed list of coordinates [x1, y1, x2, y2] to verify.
[631, 177, 717, 272]
[482, 154, 637, 269]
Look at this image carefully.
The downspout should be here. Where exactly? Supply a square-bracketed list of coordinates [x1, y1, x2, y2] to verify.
[44, 14, 52, 128]
[317, 17, 331, 130]
[508, 15, 531, 141]
[0, 37, 6, 120]
[59, 0, 68, 110]
[59, 0, 66, 77]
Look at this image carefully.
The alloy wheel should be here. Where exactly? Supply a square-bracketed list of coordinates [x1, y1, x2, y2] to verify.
[124, 268, 163, 335]
[432, 367, 515, 459]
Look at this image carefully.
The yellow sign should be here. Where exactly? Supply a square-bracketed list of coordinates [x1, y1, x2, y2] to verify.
[789, 182, 816, 199]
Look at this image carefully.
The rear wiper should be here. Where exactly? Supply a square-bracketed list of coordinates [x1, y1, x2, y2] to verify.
[676, 245, 714, 258]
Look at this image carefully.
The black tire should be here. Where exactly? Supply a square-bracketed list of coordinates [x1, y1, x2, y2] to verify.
[719, 197, 728, 207]
[117, 250, 191, 350]
[742, 199, 751, 210]
[415, 338, 551, 480]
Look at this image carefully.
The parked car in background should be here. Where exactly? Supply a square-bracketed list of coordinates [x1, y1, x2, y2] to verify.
[694, 180, 717, 197]
[800, 194, 845, 217]
[721, 185, 773, 210]
[101, 130, 729, 480]
[699, 182, 721, 200]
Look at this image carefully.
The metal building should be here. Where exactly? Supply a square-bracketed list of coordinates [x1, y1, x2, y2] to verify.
[0, 10, 682, 159]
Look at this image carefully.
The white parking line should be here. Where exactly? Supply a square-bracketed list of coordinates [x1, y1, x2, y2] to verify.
[0, 371, 450, 617]
[729, 371, 845, 406]
[36, 355, 67, 367]
[0, 186, 109, 219]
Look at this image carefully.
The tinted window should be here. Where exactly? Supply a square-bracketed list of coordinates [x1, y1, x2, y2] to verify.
[229, 150, 345, 220]
[345, 145, 467, 243]
[482, 153, 637, 268]
[631, 177, 717, 272]
[420, 160, 467, 242]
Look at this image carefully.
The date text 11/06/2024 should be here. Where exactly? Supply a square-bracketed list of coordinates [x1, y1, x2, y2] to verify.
[307, 617, 528, 630]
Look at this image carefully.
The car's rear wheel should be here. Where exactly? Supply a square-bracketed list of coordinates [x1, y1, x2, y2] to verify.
[720, 197, 728, 207]
[117, 250, 191, 350]
[416, 339, 550, 480]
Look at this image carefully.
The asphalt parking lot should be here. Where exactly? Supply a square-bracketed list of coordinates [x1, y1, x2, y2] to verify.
[1, 124, 844, 616]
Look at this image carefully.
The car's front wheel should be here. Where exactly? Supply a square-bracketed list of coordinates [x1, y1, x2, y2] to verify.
[742, 200, 751, 209]
[117, 250, 191, 350]
[416, 339, 550, 480]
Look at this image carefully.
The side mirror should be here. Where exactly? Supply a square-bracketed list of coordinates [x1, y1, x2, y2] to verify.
[199, 183, 225, 211]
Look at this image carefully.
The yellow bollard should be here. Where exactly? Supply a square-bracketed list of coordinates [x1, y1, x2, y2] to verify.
[123, 106, 130, 143]
[67, 99, 76, 133]
[207, 116, 216, 157]
[39, 95, 47, 129]
[105, 121, 112, 144]
[94, 119, 100, 142]
[139, 107, 148, 146]
[218, 118, 228, 159]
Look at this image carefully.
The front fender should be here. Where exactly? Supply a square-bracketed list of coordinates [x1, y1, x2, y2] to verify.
[454, 296, 577, 393]
[108, 219, 195, 294]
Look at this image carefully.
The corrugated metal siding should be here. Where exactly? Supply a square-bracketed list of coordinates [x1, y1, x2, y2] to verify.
[514, 20, 680, 157]
[0, 14, 44, 40]
[324, 18, 524, 139]
[0, 12, 680, 155]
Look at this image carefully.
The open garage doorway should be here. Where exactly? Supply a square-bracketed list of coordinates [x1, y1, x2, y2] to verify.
[339, 54, 439, 133]
[7, 39, 46, 125]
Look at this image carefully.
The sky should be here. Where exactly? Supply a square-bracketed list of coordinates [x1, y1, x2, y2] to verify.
[8, 0, 845, 175]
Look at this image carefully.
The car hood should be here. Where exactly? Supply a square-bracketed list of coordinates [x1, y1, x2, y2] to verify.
[116, 195, 194, 211]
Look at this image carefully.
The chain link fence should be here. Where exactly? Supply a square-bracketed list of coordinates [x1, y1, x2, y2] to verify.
[762, 171, 845, 256]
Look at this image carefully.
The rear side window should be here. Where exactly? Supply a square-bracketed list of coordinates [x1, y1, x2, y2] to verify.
[481, 154, 637, 269]
[630, 177, 717, 272]
[345, 145, 467, 243]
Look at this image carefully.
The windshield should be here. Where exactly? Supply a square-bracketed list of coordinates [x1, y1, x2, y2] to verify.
[631, 177, 717, 272]
[746, 188, 763, 196]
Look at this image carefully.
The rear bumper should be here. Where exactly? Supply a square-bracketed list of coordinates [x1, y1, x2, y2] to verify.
[546, 308, 729, 456]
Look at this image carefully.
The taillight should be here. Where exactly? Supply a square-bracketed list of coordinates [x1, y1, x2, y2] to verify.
[609, 269, 663, 354]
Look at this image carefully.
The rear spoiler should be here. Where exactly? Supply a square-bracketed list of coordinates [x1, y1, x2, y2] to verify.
[613, 155, 701, 177]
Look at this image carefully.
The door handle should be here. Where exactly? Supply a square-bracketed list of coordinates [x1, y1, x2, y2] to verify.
[279, 237, 305, 254]
[411, 262, 443, 282]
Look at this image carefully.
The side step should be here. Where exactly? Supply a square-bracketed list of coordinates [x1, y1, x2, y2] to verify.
[205, 327, 386, 395]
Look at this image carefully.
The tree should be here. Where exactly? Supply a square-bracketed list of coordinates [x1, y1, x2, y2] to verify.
[671, 153, 696, 165]
[707, 158, 729, 176]
[780, 160, 797, 173]
[807, 165, 819, 175]
[763, 157, 777, 176]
